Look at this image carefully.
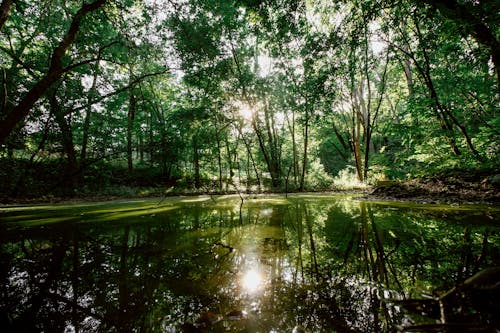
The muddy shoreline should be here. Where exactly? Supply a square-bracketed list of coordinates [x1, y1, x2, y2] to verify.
[363, 175, 500, 205]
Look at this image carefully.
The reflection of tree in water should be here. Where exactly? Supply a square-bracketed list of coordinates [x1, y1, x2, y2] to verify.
[0, 198, 498, 332]
[322, 201, 499, 332]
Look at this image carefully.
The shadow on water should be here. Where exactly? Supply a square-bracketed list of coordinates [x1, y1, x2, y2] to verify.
[0, 194, 499, 332]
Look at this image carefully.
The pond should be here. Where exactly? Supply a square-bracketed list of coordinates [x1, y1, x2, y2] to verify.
[0, 194, 499, 333]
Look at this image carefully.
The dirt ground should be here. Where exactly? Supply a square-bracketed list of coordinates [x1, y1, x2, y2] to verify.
[364, 173, 500, 205]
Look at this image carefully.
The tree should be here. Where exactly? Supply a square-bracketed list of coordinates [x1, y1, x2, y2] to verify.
[0, 0, 107, 145]
[417, 0, 500, 86]
[0, 0, 498, 197]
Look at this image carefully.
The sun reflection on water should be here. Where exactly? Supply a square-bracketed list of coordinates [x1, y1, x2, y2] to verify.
[241, 269, 262, 293]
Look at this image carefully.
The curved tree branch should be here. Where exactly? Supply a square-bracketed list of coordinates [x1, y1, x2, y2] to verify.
[0, 0, 107, 145]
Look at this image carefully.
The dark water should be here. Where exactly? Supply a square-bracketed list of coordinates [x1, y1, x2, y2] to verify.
[0, 194, 499, 333]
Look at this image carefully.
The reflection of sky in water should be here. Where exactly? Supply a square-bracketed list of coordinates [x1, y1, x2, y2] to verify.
[260, 208, 273, 216]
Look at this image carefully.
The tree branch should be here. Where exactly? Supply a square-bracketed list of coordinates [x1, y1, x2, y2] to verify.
[0, 0, 107, 145]
[66, 69, 169, 116]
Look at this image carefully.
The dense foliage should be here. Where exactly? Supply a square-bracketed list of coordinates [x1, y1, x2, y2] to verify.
[0, 0, 498, 198]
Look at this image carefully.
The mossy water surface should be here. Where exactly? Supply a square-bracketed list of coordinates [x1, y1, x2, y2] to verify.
[1, 194, 499, 332]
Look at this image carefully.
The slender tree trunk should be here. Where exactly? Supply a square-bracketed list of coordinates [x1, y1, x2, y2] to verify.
[331, 121, 350, 162]
[0, 0, 107, 145]
[361, 17, 372, 182]
[238, 128, 261, 191]
[291, 110, 298, 187]
[358, 82, 370, 181]
[299, 107, 309, 191]
[139, 133, 144, 163]
[216, 128, 223, 192]
[285, 108, 299, 189]
[363, 117, 371, 181]
[148, 110, 154, 166]
[193, 135, 201, 188]
[81, 61, 100, 164]
[246, 149, 250, 190]
[0, 0, 13, 32]
[0, 68, 7, 112]
[50, 90, 78, 190]
[352, 92, 364, 182]
[262, 100, 281, 188]
[225, 136, 234, 191]
[251, 116, 275, 186]
[127, 88, 136, 172]
[402, 47, 414, 97]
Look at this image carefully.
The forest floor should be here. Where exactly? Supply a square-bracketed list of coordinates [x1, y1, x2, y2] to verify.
[364, 172, 500, 205]
[2, 172, 499, 206]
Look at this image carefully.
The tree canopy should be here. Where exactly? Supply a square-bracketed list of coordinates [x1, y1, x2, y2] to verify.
[0, 0, 498, 198]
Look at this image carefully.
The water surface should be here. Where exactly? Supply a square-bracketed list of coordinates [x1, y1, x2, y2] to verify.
[1, 194, 499, 332]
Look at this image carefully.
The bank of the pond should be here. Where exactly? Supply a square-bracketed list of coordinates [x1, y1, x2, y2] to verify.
[364, 173, 500, 205]
[2, 172, 499, 206]
[2, 184, 499, 206]
[0, 190, 370, 206]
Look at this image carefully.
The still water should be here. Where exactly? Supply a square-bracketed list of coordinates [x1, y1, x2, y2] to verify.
[0, 194, 499, 332]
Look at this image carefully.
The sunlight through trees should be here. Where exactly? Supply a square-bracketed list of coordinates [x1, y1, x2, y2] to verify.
[0, 0, 498, 198]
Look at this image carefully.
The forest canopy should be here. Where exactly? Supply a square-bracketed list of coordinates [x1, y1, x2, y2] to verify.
[0, 0, 498, 198]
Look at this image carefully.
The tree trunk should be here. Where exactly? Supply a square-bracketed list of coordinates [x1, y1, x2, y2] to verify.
[361, 17, 372, 182]
[193, 135, 201, 189]
[262, 100, 281, 188]
[0, 0, 107, 145]
[237, 128, 261, 191]
[0, 0, 13, 32]
[351, 89, 364, 182]
[148, 111, 154, 166]
[290, 109, 299, 188]
[50, 90, 78, 191]
[80, 61, 100, 164]
[252, 116, 275, 186]
[353, 118, 363, 182]
[138, 133, 144, 163]
[215, 127, 223, 192]
[402, 48, 414, 98]
[225, 136, 234, 192]
[299, 102, 309, 191]
[127, 88, 136, 172]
